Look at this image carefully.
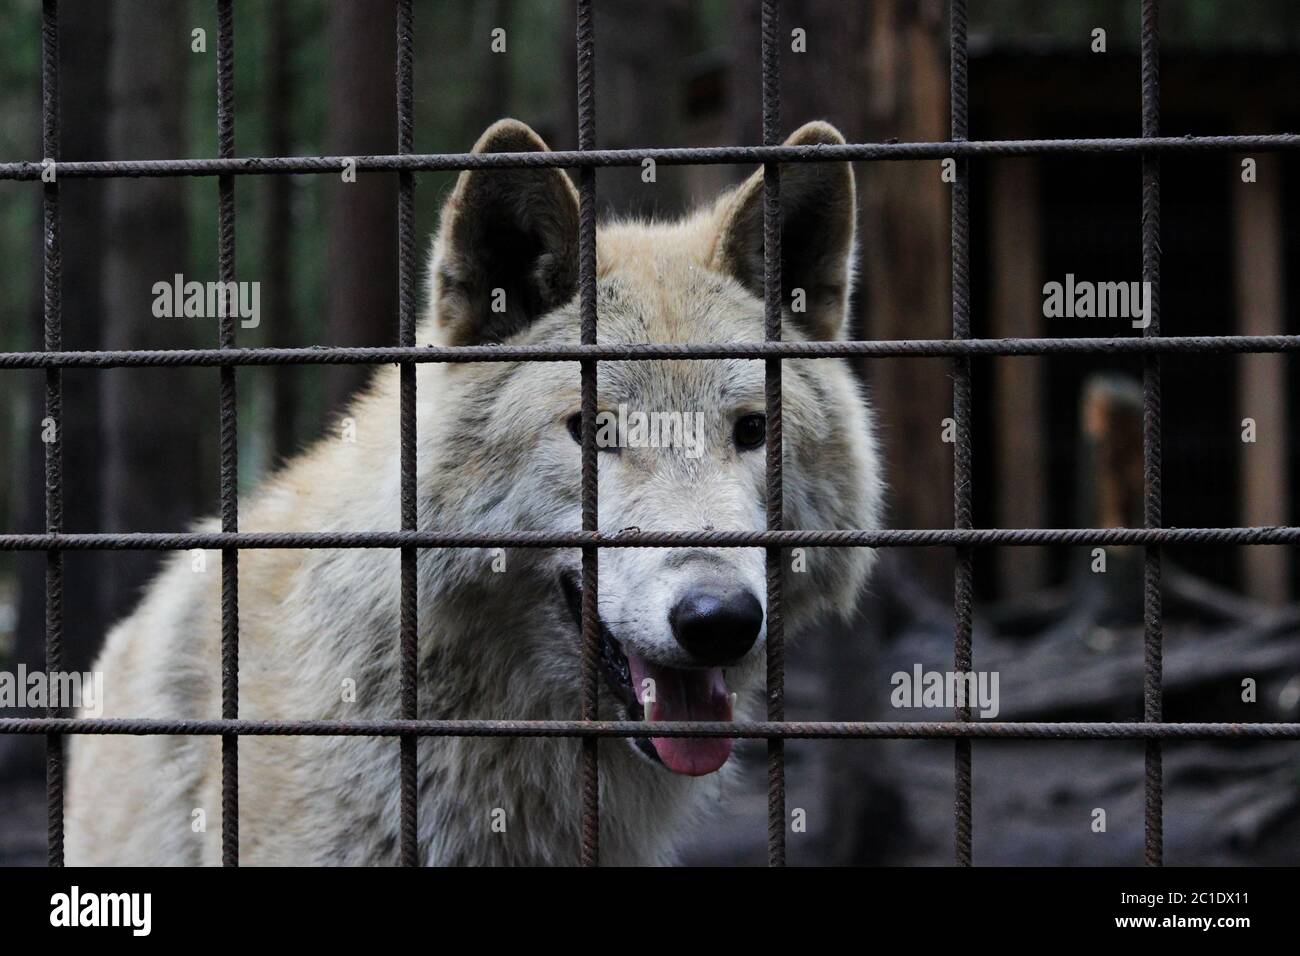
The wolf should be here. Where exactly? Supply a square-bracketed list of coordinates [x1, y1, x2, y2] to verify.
[66, 118, 884, 866]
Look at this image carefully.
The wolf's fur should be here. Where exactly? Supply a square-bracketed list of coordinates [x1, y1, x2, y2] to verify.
[66, 119, 884, 866]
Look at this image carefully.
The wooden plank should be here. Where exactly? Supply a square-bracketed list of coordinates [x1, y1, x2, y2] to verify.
[1234, 139, 1290, 604]
[989, 155, 1047, 594]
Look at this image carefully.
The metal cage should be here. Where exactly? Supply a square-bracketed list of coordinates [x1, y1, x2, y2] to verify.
[3, 0, 1300, 867]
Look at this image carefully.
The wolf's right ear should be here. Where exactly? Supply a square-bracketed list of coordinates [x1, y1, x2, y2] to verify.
[427, 119, 580, 345]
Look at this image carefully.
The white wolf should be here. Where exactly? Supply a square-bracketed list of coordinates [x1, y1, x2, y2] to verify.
[66, 119, 884, 866]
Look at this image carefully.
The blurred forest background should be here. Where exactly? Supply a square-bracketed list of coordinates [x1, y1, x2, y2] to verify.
[3, 0, 1300, 865]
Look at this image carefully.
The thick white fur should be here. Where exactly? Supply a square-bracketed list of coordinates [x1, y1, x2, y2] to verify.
[65, 120, 884, 866]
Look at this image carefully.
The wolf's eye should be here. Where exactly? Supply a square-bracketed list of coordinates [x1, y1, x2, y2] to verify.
[566, 412, 618, 453]
[734, 413, 766, 451]
[566, 413, 584, 445]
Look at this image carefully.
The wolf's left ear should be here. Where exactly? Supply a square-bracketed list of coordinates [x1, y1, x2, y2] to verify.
[427, 119, 580, 345]
[711, 121, 856, 340]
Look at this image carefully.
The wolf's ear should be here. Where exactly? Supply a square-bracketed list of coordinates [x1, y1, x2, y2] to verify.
[427, 119, 580, 345]
[711, 121, 856, 340]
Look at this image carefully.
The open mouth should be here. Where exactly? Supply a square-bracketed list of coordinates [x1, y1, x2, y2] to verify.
[560, 571, 734, 776]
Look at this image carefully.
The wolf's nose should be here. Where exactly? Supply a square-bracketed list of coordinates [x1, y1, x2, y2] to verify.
[669, 588, 764, 665]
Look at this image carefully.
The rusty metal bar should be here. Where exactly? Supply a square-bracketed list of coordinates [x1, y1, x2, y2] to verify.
[395, 0, 419, 868]
[215, 0, 240, 869]
[1140, 0, 1165, 868]
[576, 0, 600, 867]
[950, 0, 974, 868]
[5, 718, 1298, 741]
[40, 0, 64, 868]
[1, 526, 1299, 552]
[2, 134, 1299, 182]
[4, 335, 1300, 370]
[760, 0, 787, 870]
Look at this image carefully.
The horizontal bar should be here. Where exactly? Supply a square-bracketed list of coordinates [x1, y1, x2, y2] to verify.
[3, 335, 1300, 371]
[2, 718, 1297, 740]
[0, 526, 1297, 552]
[1, 134, 1297, 181]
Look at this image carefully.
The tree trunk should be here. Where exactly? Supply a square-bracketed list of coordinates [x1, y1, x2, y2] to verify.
[475, 0, 513, 123]
[7, 0, 112, 776]
[324, 0, 397, 414]
[98, 0, 198, 627]
[557, 0, 693, 216]
[729, 0, 870, 147]
[860, 0, 954, 590]
[266, 0, 299, 459]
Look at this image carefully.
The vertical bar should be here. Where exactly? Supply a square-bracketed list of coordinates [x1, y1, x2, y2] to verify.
[760, 0, 785, 868]
[1140, 0, 1164, 867]
[949, 0, 974, 867]
[576, 0, 600, 867]
[396, 0, 419, 867]
[40, 0, 64, 868]
[215, 0, 239, 868]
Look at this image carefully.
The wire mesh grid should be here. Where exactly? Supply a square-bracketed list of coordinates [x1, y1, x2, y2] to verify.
[3, 0, 1300, 868]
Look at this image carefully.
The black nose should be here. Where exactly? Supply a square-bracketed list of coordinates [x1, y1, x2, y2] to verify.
[669, 588, 764, 665]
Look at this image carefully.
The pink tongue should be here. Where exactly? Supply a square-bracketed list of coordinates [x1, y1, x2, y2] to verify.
[627, 652, 733, 776]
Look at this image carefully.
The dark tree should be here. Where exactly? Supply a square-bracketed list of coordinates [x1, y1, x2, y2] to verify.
[323, 0, 397, 414]
[557, 0, 694, 216]
[7, 0, 112, 776]
[97, 1, 201, 629]
[729, 0, 870, 146]
[475, 0, 514, 122]
[265, 0, 299, 459]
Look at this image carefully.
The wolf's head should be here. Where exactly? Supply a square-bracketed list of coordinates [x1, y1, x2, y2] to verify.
[419, 119, 883, 777]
